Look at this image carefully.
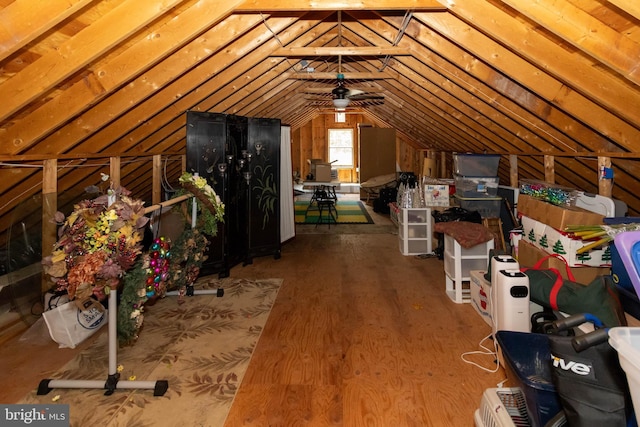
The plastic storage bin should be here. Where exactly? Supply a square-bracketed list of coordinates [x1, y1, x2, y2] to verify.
[496, 330, 563, 427]
[443, 234, 493, 303]
[454, 194, 502, 218]
[608, 327, 640, 416]
[454, 174, 499, 198]
[614, 231, 640, 298]
[398, 207, 433, 256]
[453, 153, 501, 176]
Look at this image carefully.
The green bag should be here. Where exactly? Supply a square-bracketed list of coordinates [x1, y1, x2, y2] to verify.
[522, 254, 627, 327]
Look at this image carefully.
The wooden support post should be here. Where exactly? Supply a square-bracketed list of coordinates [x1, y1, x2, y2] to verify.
[42, 159, 57, 293]
[440, 151, 446, 179]
[110, 156, 121, 189]
[509, 154, 518, 187]
[152, 155, 162, 205]
[181, 154, 186, 174]
[422, 150, 437, 178]
[598, 156, 613, 197]
[544, 155, 555, 183]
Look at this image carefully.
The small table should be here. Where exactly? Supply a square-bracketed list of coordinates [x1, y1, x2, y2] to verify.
[304, 182, 339, 214]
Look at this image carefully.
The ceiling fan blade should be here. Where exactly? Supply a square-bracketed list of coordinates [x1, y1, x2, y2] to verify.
[347, 94, 385, 101]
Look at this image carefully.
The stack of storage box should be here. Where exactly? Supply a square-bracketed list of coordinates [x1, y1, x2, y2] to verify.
[453, 153, 502, 218]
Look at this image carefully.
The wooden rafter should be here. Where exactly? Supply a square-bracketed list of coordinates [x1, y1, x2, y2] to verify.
[501, 0, 640, 86]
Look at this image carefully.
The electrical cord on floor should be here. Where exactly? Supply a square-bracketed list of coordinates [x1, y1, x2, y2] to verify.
[461, 280, 502, 373]
[461, 331, 502, 373]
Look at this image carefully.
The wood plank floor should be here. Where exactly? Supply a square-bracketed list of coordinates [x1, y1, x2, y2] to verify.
[0, 209, 506, 426]
[224, 232, 505, 426]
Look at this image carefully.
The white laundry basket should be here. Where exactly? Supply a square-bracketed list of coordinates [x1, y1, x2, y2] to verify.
[608, 327, 640, 415]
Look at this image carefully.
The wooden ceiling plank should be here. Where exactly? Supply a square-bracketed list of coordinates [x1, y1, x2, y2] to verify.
[273, 46, 410, 56]
[346, 15, 524, 151]
[390, 14, 622, 154]
[301, 87, 384, 94]
[434, 1, 640, 129]
[415, 12, 640, 150]
[235, 0, 445, 11]
[320, 19, 446, 145]
[501, 0, 640, 85]
[0, 0, 93, 63]
[346, 18, 539, 153]
[395, 58, 543, 153]
[190, 22, 340, 114]
[607, 0, 640, 21]
[288, 72, 392, 79]
[0, 0, 191, 122]
[372, 15, 590, 153]
[3, 11, 261, 156]
[68, 16, 310, 155]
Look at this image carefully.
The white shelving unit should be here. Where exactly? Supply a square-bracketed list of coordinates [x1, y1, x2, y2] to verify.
[443, 234, 494, 303]
[398, 207, 432, 255]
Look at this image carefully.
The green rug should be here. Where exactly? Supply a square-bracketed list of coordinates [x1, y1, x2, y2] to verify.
[295, 200, 374, 224]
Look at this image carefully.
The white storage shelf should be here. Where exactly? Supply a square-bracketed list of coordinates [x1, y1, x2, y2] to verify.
[444, 234, 494, 304]
[398, 207, 432, 255]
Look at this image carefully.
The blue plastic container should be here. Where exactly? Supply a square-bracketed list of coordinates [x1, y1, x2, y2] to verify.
[616, 284, 640, 321]
[611, 242, 636, 293]
[496, 331, 563, 427]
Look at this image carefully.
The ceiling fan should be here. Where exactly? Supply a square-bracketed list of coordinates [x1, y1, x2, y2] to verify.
[330, 73, 384, 109]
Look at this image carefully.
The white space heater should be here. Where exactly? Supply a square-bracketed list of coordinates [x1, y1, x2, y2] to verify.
[493, 269, 530, 335]
[490, 254, 519, 285]
[490, 255, 520, 321]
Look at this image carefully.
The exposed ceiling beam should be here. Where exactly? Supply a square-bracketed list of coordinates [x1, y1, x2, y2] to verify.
[607, 0, 640, 21]
[287, 72, 393, 79]
[301, 87, 384, 93]
[0, 0, 192, 122]
[272, 46, 410, 56]
[235, 0, 446, 11]
[2, 8, 260, 155]
[0, 0, 93, 62]
[501, 0, 640, 86]
[415, 10, 640, 148]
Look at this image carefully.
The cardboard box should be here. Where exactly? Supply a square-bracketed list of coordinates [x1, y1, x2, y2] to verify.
[424, 183, 450, 206]
[517, 194, 604, 230]
[470, 269, 544, 328]
[470, 270, 492, 326]
[518, 240, 610, 284]
[314, 164, 332, 182]
[521, 215, 611, 267]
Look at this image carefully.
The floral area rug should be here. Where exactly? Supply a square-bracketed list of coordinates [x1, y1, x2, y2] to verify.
[21, 277, 282, 427]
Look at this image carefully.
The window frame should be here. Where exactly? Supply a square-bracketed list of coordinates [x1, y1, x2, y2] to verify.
[327, 128, 354, 169]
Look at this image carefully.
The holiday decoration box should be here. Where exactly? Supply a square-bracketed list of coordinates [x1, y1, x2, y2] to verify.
[517, 240, 610, 285]
[517, 194, 604, 230]
[520, 215, 611, 268]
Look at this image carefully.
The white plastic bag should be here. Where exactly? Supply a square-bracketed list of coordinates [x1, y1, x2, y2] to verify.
[42, 297, 107, 348]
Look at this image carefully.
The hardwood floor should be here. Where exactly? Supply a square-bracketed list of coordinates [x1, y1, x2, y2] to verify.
[0, 203, 506, 426]
[223, 232, 505, 426]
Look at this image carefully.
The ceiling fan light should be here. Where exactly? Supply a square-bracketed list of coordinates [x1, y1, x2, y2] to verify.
[333, 98, 350, 108]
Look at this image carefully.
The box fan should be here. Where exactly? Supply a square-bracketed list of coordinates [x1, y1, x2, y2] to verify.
[474, 388, 567, 427]
[474, 388, 530, 427]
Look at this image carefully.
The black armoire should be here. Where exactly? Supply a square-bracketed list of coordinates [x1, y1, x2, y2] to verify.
[185, 111, 281, 277]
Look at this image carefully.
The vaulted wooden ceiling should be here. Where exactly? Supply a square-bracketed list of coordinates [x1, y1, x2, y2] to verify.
[1, 0, 639, 218]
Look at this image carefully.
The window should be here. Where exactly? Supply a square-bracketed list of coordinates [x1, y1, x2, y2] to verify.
[328, 129, 354, 168]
